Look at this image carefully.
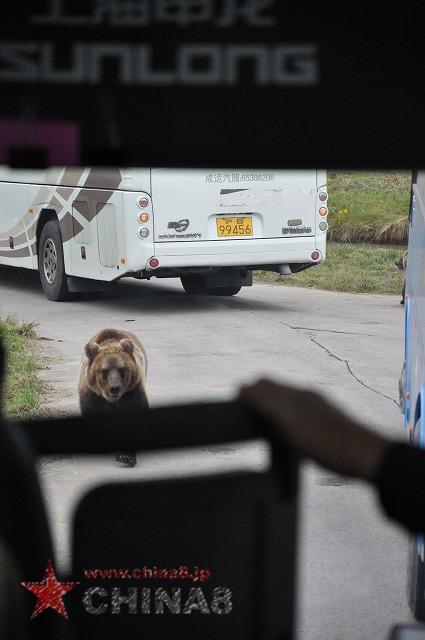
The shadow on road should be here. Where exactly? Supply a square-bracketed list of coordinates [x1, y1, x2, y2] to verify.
[0, 265, 285, 314]
[0, 265, 43, 295]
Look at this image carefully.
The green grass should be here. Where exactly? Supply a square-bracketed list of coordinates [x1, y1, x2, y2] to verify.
[254, 243, 406, 295]
[0, 317, 43, 418]
[327, 171, 411, 244]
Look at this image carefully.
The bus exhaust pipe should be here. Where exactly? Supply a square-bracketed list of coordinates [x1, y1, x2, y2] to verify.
[277, 265, 292, 275]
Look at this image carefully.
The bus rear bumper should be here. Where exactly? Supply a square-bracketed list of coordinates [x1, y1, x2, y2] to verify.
[152, 237, 326, 269]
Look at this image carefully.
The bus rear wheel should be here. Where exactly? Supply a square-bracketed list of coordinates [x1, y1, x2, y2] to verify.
[180, 275, 241, 296]
[38, 220, 71, 301]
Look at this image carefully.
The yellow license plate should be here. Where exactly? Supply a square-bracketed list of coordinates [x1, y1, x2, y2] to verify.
[216, 216, 253, 237]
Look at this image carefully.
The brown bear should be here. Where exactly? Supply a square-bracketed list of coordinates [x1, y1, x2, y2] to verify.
[78, 328, 148, 467]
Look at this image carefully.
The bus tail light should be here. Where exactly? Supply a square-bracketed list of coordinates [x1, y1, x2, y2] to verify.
[319, 191, 328, 201]
[148, 257, 159, 269]
[311, 251, 320, 261]
[138, 196, 149, 208]
[139, 213, 149, 223]
[319, 207, 328, 216]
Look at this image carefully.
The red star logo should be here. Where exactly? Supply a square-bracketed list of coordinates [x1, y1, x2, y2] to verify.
[21, 561, 79, 619]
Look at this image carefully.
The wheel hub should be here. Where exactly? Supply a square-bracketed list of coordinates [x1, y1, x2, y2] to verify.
[43, 238, 57, 285]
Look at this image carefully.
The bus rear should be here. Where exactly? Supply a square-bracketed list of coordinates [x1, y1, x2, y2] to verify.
[146, 169, 327, 295]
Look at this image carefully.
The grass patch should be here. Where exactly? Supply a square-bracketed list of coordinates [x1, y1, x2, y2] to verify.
[254, 243, 406, 295]
[327, 171, 411, 244]
[0, 317, 43, 418]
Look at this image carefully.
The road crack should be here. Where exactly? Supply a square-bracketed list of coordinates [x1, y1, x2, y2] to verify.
[217, 302, 374, 337]
[215, 299, 400, 408]
[310, 338, 345, 362]
[292, 326, 375, 337]
[311, 337, 400, 408]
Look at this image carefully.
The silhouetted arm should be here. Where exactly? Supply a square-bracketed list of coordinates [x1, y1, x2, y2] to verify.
[240, 380, 425, 532]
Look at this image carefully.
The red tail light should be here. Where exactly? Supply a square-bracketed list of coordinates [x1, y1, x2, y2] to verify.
[148, 257, 159, 269]
[138, 196, 149, 208]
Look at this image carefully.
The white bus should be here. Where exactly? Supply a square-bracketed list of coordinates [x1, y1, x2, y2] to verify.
[0, 167, 328, 301]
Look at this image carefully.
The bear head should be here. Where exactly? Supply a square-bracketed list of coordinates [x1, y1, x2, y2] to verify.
[85, 338, 139, 403]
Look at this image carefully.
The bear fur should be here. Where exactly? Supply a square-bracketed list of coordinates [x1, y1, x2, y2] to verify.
[79, 328, 148, 414]
[78, 328, 148, 467]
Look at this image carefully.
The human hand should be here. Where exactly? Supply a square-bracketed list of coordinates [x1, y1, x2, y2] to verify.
[239, 379, 389, 481]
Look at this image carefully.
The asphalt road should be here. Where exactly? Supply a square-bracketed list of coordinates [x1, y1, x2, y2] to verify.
[0, 265, 412, 639]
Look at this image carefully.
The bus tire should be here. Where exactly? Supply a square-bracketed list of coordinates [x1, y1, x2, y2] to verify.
[180, 275, 207, 295]
[38, 220, 71, 301]
[408, 536, 425, 620]
[181, 275, 241, 296]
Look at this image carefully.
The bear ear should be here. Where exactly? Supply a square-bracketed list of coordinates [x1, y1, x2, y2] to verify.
[85, 342, 99, 361]
[120, 338, 134, 354]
